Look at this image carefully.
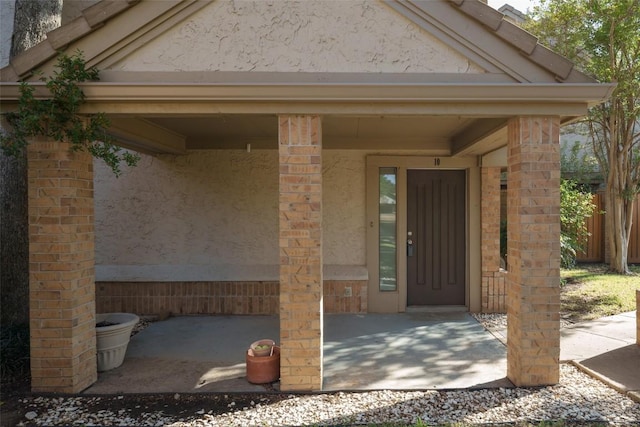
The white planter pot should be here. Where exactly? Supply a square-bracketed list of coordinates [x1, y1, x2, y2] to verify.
[96, 313, 139, 372]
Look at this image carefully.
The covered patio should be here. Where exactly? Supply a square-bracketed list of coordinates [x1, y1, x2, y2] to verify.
[85, 312, 509, 394]
[0, 0, 615, 394]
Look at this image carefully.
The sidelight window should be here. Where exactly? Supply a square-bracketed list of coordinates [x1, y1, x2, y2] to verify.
[379, 167, 397, 291]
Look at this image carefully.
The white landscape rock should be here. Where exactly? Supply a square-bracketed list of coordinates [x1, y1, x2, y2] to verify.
[16, 365, 640, 427]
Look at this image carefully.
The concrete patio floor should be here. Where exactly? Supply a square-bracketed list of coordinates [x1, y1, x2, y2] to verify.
[84, 312, 510, 394]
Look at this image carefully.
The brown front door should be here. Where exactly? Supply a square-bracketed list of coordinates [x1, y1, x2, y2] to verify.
[407, 170, 465, 306]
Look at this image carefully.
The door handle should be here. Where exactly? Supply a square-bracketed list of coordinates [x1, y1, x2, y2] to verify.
[407, 239, 414, 257]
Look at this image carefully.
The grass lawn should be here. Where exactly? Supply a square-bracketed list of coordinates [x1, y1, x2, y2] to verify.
[561, 263, 639, 323]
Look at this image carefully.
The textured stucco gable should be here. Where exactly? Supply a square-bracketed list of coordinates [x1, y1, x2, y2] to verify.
[110, 0, 485, 74]
[0, 0, 601, 84]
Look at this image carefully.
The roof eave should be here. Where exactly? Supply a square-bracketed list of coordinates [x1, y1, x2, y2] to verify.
[1, 81, 614, 118]
[0, 82, 615, 105]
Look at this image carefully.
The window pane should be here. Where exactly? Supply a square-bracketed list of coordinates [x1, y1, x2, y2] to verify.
[379, 167, 397, 291]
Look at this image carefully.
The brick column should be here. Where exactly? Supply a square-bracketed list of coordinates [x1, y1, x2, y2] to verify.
[28, 140, 97, 393]
[278, 115, 323, 391]
[506, 117, 561, 386]
[481, 166, 506, 313]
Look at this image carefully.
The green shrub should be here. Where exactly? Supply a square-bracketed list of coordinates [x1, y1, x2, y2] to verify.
[0, 51, 139, 176]
[501, 180, 595, 270]
[560, 180, 596, 268]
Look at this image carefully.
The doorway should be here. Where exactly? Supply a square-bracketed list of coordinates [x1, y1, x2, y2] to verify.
[407, 170, 466, 306]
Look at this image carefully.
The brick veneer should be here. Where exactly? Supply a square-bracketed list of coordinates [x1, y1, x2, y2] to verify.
[323, 280, 367, 313]
[506, 117, 561, 386]
[95, 280, 367, 315]
[278, 115, 323, 391]
[27, 140, 97, 393]
[481, 166, 506, 313]
[482, 271, 506, 313]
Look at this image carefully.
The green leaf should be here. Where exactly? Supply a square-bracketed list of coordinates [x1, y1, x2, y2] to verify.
[0, 50, 139, 176]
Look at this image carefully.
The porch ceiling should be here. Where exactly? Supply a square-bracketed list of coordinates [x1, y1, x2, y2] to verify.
[140, 115, 481, 153]
[104, 114, 512, 156]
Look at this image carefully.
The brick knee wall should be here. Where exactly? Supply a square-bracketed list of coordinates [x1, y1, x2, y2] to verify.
[482, 271, 506, 313]
[324, 280, 367, 313]
[96, 282, 279, 316]
[95, 280, 367, 315]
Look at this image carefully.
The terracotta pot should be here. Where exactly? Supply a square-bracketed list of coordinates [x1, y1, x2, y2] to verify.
[246, 346, 280, 384]
[250, 339, 275, 357]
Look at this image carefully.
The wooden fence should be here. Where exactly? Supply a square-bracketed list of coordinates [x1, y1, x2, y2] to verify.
[576, 193, 640, 264]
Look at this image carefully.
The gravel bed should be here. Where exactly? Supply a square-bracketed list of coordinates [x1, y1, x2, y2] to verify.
[131, 317, 153, 337]
[15, 365, 640, 426]
[472, 313, 575, 330]
[471, 313, 509, 331]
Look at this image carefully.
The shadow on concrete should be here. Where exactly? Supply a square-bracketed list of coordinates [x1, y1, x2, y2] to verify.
[85, 313, 507, 394]
[560, 314, 636, 361]
[323, 313, 507, 390]
[576, 344, 640, 394]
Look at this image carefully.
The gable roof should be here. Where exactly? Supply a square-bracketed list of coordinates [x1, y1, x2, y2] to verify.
[1, 0, 139, 81]
[0, 0, 614, 158]
[449, 0, 584, 81]
[0, 0, 595, 84]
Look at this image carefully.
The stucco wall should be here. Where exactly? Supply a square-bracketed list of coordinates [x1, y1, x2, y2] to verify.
[95, 149, 375, 280]
[95, 150, 280, 266]
[111, 0, 484, 74]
